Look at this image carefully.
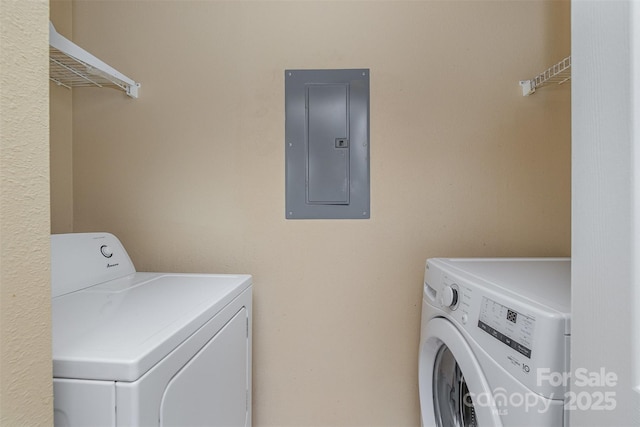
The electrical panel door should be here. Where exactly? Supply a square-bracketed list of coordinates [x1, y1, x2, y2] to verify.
[285, 69, 370, 219]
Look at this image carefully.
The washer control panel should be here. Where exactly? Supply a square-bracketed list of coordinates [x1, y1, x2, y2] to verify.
[478, 297, 535, 358]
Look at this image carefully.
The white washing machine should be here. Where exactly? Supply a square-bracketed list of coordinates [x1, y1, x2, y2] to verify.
[51, 232, 252, 427]
[418, 258, 571, 426]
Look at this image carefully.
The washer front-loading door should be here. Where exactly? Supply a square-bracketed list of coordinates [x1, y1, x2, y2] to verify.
[419, 318, 503, 427]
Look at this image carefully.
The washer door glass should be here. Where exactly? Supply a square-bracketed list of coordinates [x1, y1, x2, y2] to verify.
[433, 344, 478, 427]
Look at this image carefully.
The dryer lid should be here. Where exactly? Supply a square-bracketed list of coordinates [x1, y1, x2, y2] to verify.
[52, 273, 251, 382]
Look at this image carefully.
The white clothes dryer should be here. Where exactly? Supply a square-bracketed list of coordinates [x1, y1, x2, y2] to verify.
[51, 232, 252, 427]
[418, 258, 571, 427]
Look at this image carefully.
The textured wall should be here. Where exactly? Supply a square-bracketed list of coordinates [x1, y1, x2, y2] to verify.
[0, 0, 53, 424]
[70, 1, 571, 425]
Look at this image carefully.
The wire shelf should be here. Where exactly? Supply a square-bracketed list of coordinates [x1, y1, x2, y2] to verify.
[49, 22, 140, 98]
[520, 56, 571, 96]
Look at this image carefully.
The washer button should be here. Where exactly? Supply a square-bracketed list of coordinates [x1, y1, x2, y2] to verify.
[461, 313, 468, 324]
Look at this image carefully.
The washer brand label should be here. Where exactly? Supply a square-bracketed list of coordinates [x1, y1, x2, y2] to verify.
[507, 355, 521, 368]
[106, 263, 119, 268]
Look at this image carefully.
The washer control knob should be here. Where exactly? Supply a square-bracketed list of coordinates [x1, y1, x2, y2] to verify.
[440, 285, 459, 308]
[100, 245, 113, 258]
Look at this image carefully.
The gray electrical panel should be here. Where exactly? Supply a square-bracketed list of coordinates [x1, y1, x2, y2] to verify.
[285, 69, 370, 219]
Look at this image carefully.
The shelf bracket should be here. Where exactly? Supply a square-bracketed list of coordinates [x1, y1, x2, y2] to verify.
[520, 56, 571, 96]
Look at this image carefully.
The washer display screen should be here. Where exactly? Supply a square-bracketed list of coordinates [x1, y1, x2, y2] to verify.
[477, 297, 534, 358]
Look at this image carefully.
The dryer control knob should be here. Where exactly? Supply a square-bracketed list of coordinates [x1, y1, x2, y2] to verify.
[100, 244, 113, 258]
[440, 285, 458, 308]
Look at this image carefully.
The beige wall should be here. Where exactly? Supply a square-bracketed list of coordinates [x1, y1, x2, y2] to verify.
[69, 1, 571, 425]
[50, 0, 74, 234]
[0, 0, 53, 424]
